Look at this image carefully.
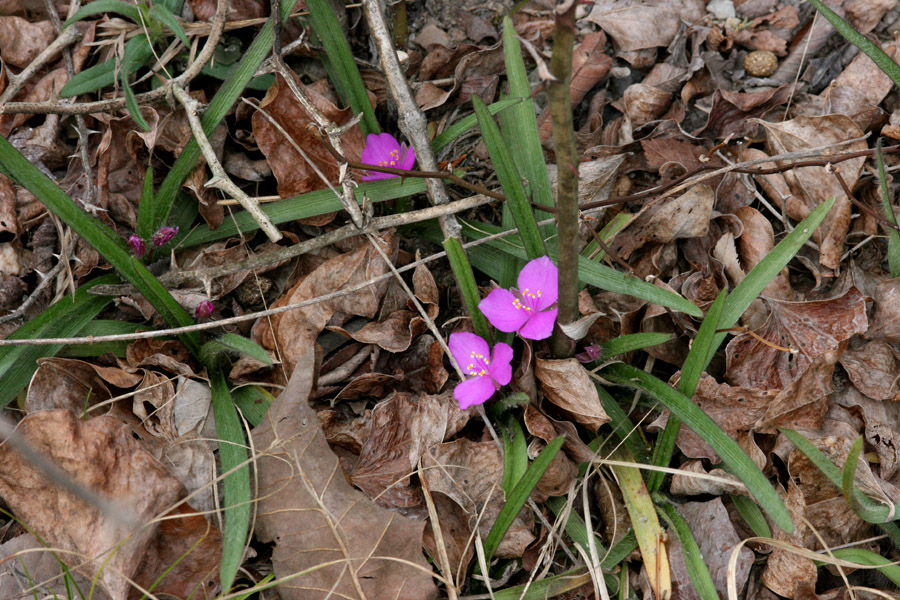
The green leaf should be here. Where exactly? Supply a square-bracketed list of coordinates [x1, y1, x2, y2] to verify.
[648, 289, 726, 493]
[306, 0, 379, 135]
[595, 332, 672, 360]
[501, 416, 528, 495]
[200, 62, 274, 91]
[136, 167, 155, 241]
[210, 370, 251, 594]
[147, 4, 190, 47]
[122, 71, 150, 131]
[200, 333, 272, 369]
[61, 320, 151, 358]
[807, 0, 900, 88]
[431, 97, 521, 153]
[120, 34, 152, 131]
[60, 33, 154, 97]
[0, 275, 116, 406]
[712, 197, 835, 365]
[500, 17, 553, 219]
[656, 500, 719, 600]
[821, 548, 900, 587]
[230, 385, 273, 428]
[545, 495, 608, 560]
[602, 363, 793, 534]
[63, 0, 141, 28]
[442, 236, 492, 342]
[472, 95, 546, 259]
[595, 385, 650, 461]
[152, 0, 300, 232]
[876, 140, 900, 278]
[484, 435, 565, 561]
[730, 493, 771, 538]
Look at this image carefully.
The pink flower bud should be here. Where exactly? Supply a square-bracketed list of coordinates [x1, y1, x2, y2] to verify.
[128, 235, 147, 257]
[151, 226, 179, 247]
[194, 300, 214, 320]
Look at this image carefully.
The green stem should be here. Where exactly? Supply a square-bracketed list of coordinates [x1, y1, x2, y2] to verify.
[548, 2, 579, 359]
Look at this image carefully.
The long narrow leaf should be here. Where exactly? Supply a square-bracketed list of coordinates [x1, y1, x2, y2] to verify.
[210, 370, 251, 594]
[63, 0, 140, 27]
[656, 500, 718, 600]
[484, 435, 564, 561]
[0, 136, 200, 353]
[501, 415, 528, 495]
[306, 0, 379, 135]
[152, 0, 299, 231]
[602, 363, 793, 533]
[822, 548, 900, 587]
[147, 4, 190, 48]
[876, 140, 900, 277]
[472, 95, 546, 259]
[432, 98, 521, 153]
[730, 493, 771, 538]
[443, 237, 492, 342]
[0, 275, 116, 406]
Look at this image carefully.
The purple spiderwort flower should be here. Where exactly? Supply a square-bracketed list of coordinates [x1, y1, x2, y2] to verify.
[151, 226, 179, 247]
[575, 344, 602, 363]
[194, 300, 214, 320]
[128, 235, 147, 257]
[479, 256, 559, 340]
[449, 332, 513, 410]
[360, 133, 416, 181]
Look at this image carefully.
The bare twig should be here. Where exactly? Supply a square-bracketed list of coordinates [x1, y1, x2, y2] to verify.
[172, 86, 282, 242]
[0, 258, 66, 325]
[361, 0, 461, 239]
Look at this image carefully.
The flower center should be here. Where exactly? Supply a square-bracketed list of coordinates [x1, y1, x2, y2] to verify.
[378, 149, 401, 168]
[466, 351, 490, 377]
[511, 287, 542, 312]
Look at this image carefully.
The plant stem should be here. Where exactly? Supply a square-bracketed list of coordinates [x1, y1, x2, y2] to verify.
[548, 0, 579, 359]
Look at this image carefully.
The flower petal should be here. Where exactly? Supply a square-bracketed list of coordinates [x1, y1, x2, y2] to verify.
[517, 256, 558, 310]
[449, 332, 490, 370]
[479, 288, 530, 333]
[454, 375, 496, 409]
[488, 342, 513, 386]
[400, 143, 416, 171]
[518, 308, 557, 340]
[361, 133, 398, 163]
[361, 170, 394, 182]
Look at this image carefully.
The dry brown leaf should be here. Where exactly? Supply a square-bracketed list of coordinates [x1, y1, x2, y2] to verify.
[535, 358, 609, 430]
[669, 460, 745, 496]
[613, 184, 715, 260]
[761, 482, 816, 599]
[252, 73, 365, 203]
[585, 0, 705, 52]
[0, 16, 54, 67]
[866, 278, 900, 342]
[760, 115, 867, 270]
[252, 349, 436, 600]
[349, 391, 469, 508]
[0, 534, 97, 599]
[254, 231, 395, 376]
[726, 287, 867, 390]
[0, 409, 221, 600]
[697, 86, 792, 139]
[422, 439, 535, 558]
[667, 498, 754, 600]
[839, 341, 900, 401]
[735, 205, 793, 300]
[422, 491, 474, 583]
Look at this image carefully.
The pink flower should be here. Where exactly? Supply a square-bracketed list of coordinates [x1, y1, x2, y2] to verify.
[360, 133, 416, 181]
[128, 235, 147, 257]
[479, 256, 558, 340]
[194, 300, 214, 320]
[575, 344, 602, 363]
[151, 226, 179, 247]
[449, 332, 513, 410]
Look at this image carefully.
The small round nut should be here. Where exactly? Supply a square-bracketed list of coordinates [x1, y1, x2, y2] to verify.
[744, 50, 778, 77]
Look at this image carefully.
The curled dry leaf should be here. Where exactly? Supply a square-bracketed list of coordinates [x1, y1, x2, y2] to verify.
[421, 439, 535, 558]
[349, 391, 469, 508]
[251, 349, 437, 600]
[585, 0, 705, 52]
[839, 340, 900, 401]
[254, 231, 396, 376]
[761, 481, 816, 599]
[534, 358, 609, 430]
[0, 409, 221, 600]
[760, 115, 867, 270]
[0, 16, 54, 67]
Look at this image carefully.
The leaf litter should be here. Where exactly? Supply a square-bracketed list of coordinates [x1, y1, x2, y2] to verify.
[5, 0, 900, 598]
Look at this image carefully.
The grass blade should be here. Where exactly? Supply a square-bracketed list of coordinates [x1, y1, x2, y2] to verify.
[63, 0, 140, 27]
[61, 320, 151, 358]
[647, 289, 726, 492]
[484, 435, 564, 561]
[0, 136, 200, 353]
[711, 197, 835, 366]
[200, 333, 273, 369]
[730, 493, 771, 538]
[230, 385, 273, 428]
[431, 98, 521, 153]
[594, 332, 672, 359]
[210, 370, 251, 594]
[500, 415, 528, 495]
[306, 0, 379, 135]
[602, 363, 793, 533]
[876, 140, 900, 277]
[147, 4, 190, 48]
[152, 0, 299, 231]
[655, 499, 718, 600]
[472, 95, 546, 259]
[0, 275, 116, 406]
[822, 548, 900, 587]
[443, 236, 492, 342]
[611, 447, 671, 600]
[807, 0, 900, 88]
[136, 166, 155, 241]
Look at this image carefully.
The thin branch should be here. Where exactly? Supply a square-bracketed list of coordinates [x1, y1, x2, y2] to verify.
[361, 0, 461, 240]
[171, 86, 282, 242]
